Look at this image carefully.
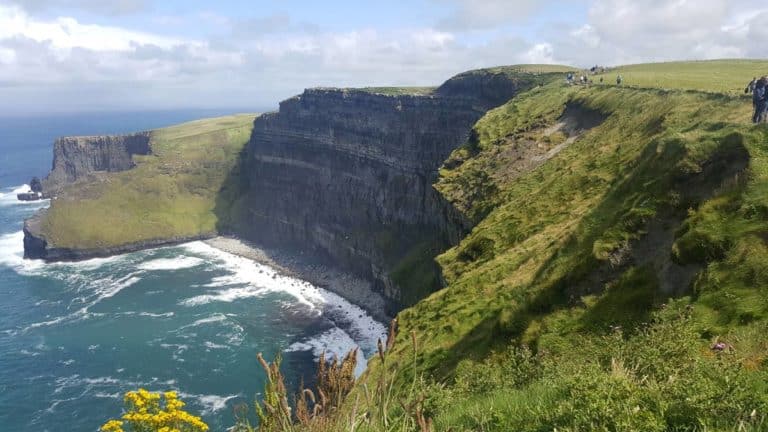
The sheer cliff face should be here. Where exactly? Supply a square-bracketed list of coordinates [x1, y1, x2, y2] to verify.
[43, 132, 151, 193]
[237, 77, 530, 310]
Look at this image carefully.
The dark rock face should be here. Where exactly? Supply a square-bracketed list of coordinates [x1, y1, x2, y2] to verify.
[435, 69, 533, 109]
[42, 132, 151, 194]
[236, 73, 532, 311]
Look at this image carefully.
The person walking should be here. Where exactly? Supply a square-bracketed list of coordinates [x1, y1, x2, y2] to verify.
[616, 74, 623, 86]
[752, 77, 767, 124]
[746, 77, 757, 94]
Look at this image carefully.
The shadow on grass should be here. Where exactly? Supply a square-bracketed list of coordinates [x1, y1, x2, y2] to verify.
[428, 125, 752, 379]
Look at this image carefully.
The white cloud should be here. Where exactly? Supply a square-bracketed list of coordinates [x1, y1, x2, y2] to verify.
[552, 0, 768, 65]
[5, 0, 151, 16]
[0, 4, 554, 113]
[0, 5, 180, 51]
[522, 43, 555, 64]
[435, 0, 548, 31]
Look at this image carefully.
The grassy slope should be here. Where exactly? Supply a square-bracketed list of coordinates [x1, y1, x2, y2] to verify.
[359, 60, 768, 431]
[356, 66, 575, 97]
[359, 66, 577, 308]
[595, 59, 768, 94]
[41, 114, 256, 248]
[356, 87, 436, 96]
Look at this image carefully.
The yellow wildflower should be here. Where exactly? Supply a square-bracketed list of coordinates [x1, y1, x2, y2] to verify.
[101, 389, 209, 432]
[100, 419, 124, 432]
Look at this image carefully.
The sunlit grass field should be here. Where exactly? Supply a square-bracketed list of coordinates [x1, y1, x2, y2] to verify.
[366, 61, 768, 431]
[594, 59, 768, 94]
[41, 114, 256, 248]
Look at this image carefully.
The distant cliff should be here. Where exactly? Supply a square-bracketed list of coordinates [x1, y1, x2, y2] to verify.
[23, 115, 256, 262]
[23, 68, 561, 312]
[230, 69, 554, 311]
[42, 132, 151, 194]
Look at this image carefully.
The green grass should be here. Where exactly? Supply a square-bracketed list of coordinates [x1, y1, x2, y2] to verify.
[402, 83, 758, 372]
[41, 114, 256, 248]
[354, 61, 768, 430]
[356, 87, 436, 96]
[453, 64, 575, 78]
[594, 59, 768, 94]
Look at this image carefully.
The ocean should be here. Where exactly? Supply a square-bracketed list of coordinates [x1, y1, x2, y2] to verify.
[0, 111, 386, 431]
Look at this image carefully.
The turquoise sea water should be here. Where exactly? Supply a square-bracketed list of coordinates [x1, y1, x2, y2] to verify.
[0, 111, 385, 431]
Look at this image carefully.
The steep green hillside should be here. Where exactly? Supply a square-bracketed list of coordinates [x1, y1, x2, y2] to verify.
[40, 114, 256, 248]
[354, 62, 768, 431]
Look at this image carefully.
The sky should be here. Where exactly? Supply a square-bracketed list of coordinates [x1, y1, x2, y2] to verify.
[1, 0, 767, 114]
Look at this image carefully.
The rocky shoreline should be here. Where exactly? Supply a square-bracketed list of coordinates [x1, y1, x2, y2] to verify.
[203, 236, 391, 323]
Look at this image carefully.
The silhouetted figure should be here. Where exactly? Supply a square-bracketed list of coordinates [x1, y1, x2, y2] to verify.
[752, 77, 767, 124]
[746, 77, 757, 94]
[616, 75, 623, 85]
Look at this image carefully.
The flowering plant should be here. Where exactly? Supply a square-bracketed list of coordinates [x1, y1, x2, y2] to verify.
[101, 389, 209, 432]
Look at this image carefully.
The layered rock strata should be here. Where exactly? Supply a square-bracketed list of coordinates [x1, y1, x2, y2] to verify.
[42, 132, 151, 194]
[234, 73, 533, 311]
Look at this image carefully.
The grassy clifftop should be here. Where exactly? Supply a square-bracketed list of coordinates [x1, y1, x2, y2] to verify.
[355, 61, 768, 431]
[594, 59, 768, 94]
[40, 114, 256, 248]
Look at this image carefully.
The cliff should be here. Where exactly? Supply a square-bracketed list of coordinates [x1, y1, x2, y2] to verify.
[23, 68, 564, 311]
[42, 132, 151, 194]
[229, 69, 557, 311]
[23, 115, 256, 261]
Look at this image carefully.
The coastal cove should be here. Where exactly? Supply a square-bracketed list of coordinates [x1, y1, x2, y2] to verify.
[0, 114, 386, 431]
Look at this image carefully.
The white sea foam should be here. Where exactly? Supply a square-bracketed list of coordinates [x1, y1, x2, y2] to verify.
[0, 184, 50, 207]
[160, 343, 190, 362]
[180, 241, 387, 367]
[115, 311, 175, 319]
[204, 341, 228, 350]
[193, 313, 228, 326]
[93, 392, 122, 399]
[0, 231, 45, 274]
[139, 311, 175, 318]
[138, 256, 204, 271]
[177, 313, 229, 331]
[22, 273, 142, 332]
[179, 392, 239, 415]
[180, 242, 322, 309]
[286, 327, 369, 377]
[56, 254, 125, 271]
[0, 230, 127, 278]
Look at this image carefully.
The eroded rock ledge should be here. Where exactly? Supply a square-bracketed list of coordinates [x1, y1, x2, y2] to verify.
[42, 132, 151, 195]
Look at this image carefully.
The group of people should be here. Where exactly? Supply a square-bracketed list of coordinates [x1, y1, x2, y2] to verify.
[747, 77, 768, 124]
[566, 71, 623, 86]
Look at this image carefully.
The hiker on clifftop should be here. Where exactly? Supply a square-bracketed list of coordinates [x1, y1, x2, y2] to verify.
[752, 77, 767, 124]
[746, 77, 757, 94]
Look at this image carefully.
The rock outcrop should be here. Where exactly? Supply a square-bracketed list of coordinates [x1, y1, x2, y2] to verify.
[233, 71, 542, 312]
[42, 132, 151, 194]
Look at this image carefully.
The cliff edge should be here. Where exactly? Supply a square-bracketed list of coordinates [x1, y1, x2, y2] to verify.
[42, 132, 151, 195]
[228, 67, 566, 311]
